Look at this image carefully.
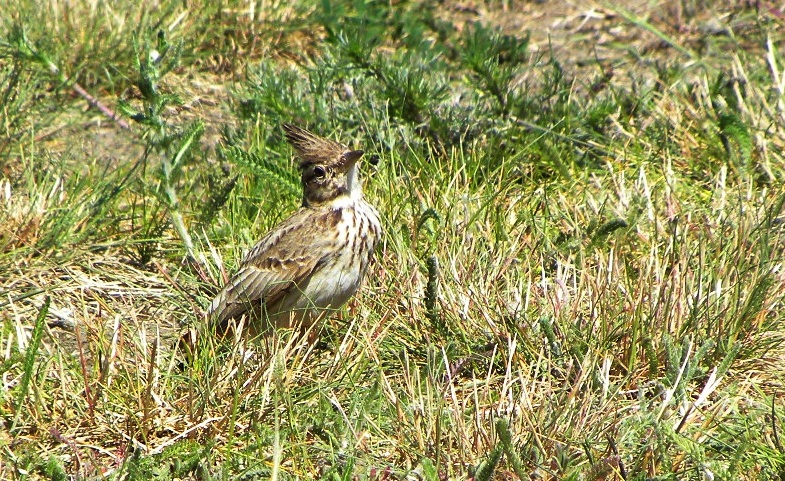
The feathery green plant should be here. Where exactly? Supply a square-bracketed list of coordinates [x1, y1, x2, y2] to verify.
[118, 31, 213, 263]
[11, 296, 49, 432]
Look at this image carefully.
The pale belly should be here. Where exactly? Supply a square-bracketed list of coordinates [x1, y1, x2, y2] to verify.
[266, 205, 378, 329]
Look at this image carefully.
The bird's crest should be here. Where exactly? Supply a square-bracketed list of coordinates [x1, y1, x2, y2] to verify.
[283, 124, 346, 167]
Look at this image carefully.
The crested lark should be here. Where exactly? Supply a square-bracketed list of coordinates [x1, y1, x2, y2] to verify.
[207, 124, 381, 338]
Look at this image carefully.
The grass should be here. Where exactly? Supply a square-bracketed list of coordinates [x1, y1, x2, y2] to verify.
[2, 0, 785, 479]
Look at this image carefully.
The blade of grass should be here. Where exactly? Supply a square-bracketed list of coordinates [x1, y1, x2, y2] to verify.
[12, 295, 49, 432]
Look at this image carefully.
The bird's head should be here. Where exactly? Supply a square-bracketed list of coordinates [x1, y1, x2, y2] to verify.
[283, 124, 365, 207]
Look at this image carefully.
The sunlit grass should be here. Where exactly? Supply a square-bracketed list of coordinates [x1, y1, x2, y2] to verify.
[2, 1, 785, 480]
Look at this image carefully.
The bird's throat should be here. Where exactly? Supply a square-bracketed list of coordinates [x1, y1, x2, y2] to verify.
[346, 164, 362, 199]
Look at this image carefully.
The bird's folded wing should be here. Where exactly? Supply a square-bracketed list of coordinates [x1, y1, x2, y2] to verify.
[207, 208, 340, 325]
[208, 262, 312, 324]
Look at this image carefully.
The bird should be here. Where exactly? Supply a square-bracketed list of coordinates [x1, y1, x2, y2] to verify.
[205, 124, 382, 340]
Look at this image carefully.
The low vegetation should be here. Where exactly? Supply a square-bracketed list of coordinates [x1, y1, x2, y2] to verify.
[2, 1, 785, 479]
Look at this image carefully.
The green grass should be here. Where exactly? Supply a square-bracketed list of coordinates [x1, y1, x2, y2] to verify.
[2, 1, 785, 479]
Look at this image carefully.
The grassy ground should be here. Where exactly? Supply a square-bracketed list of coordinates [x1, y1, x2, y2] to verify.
[2, 0, 785, 479]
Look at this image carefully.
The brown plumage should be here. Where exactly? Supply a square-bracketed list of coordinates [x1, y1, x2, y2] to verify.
[206, 124, 381, 338]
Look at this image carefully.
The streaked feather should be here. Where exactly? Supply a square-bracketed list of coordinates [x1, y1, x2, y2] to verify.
[283, 124, 345, 166]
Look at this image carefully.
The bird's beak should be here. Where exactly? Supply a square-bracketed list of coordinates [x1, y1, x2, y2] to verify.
[340, 150, 364, 167]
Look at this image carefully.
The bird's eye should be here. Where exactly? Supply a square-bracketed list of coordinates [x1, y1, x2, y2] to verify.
[313, 166, 327, 178]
